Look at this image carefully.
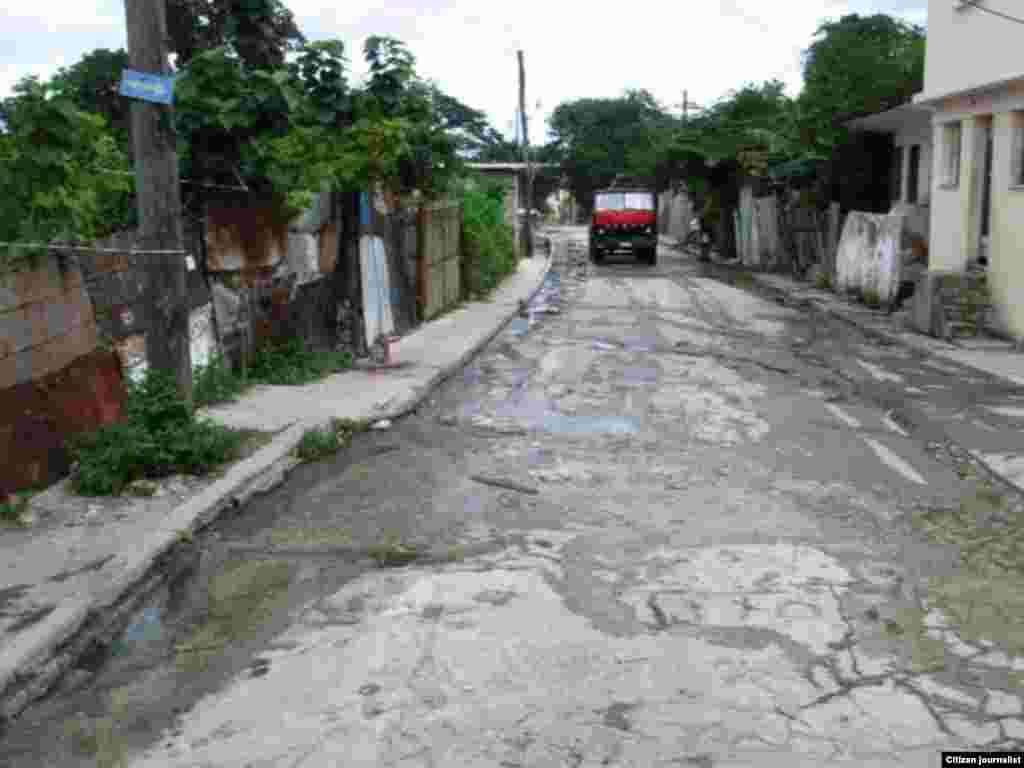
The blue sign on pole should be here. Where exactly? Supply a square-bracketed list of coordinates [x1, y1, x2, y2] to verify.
[119, 69, 175, 105]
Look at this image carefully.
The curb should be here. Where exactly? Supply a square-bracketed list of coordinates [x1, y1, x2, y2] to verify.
[0, 251, 552, 726]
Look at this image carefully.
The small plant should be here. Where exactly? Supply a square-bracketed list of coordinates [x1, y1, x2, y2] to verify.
[295, 426, 342, 462]
[734, 271, 755, 289]
[1, 493, 31, 526]
[193, 353, 248, 407]
[71, 369, 246, 496]
[862, 288, 882, 308]
[814, 270, 833, 291]
[368, 530, 419, 567]
[247, 338, 353, 386]
[447, 544, 466, 562]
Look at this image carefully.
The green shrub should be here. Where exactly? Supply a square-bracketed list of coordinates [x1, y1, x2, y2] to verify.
[1, 493, 31, 526]
[193, 353, 248, 407]
[459, 180, 517, 300]
[247, 338, 353, 386]
[295, 426, 342, 462]
[814, 270, 833, 291]
[72, 369, 245, 496]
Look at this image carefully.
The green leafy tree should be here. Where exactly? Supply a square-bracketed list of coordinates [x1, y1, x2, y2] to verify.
[0, 77, 132, 260]
[165, 0, 304, 69]
[48, 49, 131, 156]
[798, 13, 925, 152]
[547, 90, 673, 212]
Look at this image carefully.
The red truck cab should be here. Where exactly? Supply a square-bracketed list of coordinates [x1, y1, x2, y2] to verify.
[589, 188, 658, 265]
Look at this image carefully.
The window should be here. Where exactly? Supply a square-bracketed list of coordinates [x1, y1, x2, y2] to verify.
[594, 192, 624, 210]
[942, 122, 962, 187]
[908, 144, 921, 203]
[623, 192, 654, 210]
[1013, 112, 1024, 188]
[891, 145, 904, 202]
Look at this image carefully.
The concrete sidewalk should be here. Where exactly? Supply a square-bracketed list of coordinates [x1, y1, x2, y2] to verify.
[0, 253, 551, 725]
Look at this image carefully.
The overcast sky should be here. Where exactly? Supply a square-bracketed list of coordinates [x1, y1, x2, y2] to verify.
[2, 0, 927, 141]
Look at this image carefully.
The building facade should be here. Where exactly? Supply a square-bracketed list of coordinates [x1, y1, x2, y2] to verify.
[915, 0, 1024, 337]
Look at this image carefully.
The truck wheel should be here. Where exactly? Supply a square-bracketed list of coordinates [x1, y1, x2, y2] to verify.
[644, 247, 657, 266]
[590, 244, 603, 264]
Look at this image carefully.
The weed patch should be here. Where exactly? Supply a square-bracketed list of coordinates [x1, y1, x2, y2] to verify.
[814, 270, 833, 291]
[294, 418, 368, 463]
[734, 271, 755, 289]
[862, 288, 882, 309]
[368, 531, 419, 567]
[270, 527, 353, 547]
[193, 353, 248, 407]
[1, 493, 31, 526]
[912, 484, 1024, 665]
[247, 338, 353, 386]
[71, 369, 245, 496]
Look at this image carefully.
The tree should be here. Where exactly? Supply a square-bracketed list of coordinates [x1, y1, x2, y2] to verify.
[164, 0, 304, 70]
[49, 49, 132, 157]
[547, 90, 674, 212]
[798, 13, 925, 152]
[0, 77, 132, 260]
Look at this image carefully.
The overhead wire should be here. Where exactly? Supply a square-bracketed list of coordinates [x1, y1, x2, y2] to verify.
[959, 0, 1024, 26]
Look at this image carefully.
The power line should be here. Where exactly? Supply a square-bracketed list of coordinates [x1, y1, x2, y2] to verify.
[960, 0, 1024, 26]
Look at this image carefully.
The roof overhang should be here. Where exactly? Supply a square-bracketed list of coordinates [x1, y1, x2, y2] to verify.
[844, 101, 933, 135]
[913, 73, 1024, 107]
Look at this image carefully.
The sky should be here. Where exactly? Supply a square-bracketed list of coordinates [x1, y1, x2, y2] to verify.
[1, 0, 927, 141]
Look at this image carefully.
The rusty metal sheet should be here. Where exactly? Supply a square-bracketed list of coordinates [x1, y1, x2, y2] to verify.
[205, 204, 290, 272]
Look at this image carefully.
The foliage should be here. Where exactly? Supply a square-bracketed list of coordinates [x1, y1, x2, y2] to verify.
[48, 48, 132, 157]
[368, 530, 419, 566]
[547, 90, 674, 210]
[246, 338, 353, 385]
[1, 493, 32, 526]
[815, 270, 833, 291]
[193, 352, 249, 406]
[165, 0, 304, 70]
[72, 369, 245, 496]
[798, 14, 925, 153]
[295, 425, 343, 462]
[0, 77, 133, 267]
[458, 177, 517, 299]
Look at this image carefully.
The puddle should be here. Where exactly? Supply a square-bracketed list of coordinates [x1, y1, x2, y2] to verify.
[540, 412, 640, 436]
[508, 317, 531, 337]
[623, 335, 659, 353]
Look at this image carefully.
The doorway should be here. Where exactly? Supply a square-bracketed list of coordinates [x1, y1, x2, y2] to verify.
[976, 118, 994, 266]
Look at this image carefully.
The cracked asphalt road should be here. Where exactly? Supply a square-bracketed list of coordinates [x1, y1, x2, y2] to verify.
[15, 227, 1024, 767]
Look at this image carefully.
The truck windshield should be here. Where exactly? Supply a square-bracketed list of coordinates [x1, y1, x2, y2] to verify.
[594, 192, 654, 211]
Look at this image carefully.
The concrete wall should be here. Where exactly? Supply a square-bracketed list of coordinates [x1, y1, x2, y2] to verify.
[835, 212, 905, 303]
[923, 0, 1024, 101]
[988, 110, 1024, 336]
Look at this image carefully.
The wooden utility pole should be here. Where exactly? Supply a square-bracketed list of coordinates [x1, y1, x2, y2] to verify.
[124, 0, 192, 400]
[517, 50, 534, 259]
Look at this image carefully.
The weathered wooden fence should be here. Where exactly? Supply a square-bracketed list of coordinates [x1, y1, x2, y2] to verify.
[417, 201, 462, 320]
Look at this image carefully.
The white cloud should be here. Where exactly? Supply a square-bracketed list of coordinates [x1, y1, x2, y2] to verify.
[1, 0, 926, 141]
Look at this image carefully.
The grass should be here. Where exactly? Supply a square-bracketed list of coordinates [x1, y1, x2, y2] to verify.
[175, 559, 292, 673]
[61, 688, 131, 767]
[294, 418, 368, 464]
[269, 527, 353, 547]
[246, 338, 353, 386]
[861, 288, 882, 309]
[907, 482, 1024, 679]
[368, 530, 419, 567]
[193, 353, 248, 407]
[1, 492, 31, 527]
[814, 270, 833, 291]
[193, 341, 355, 408]
[733, 271, 755, 289]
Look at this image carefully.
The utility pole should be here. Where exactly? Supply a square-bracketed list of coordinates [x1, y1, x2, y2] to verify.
[124, 0, 192, 401]
[517, 50, 534, 259]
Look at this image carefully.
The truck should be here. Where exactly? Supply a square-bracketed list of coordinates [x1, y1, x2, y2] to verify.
[589, 187, 658, 266]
